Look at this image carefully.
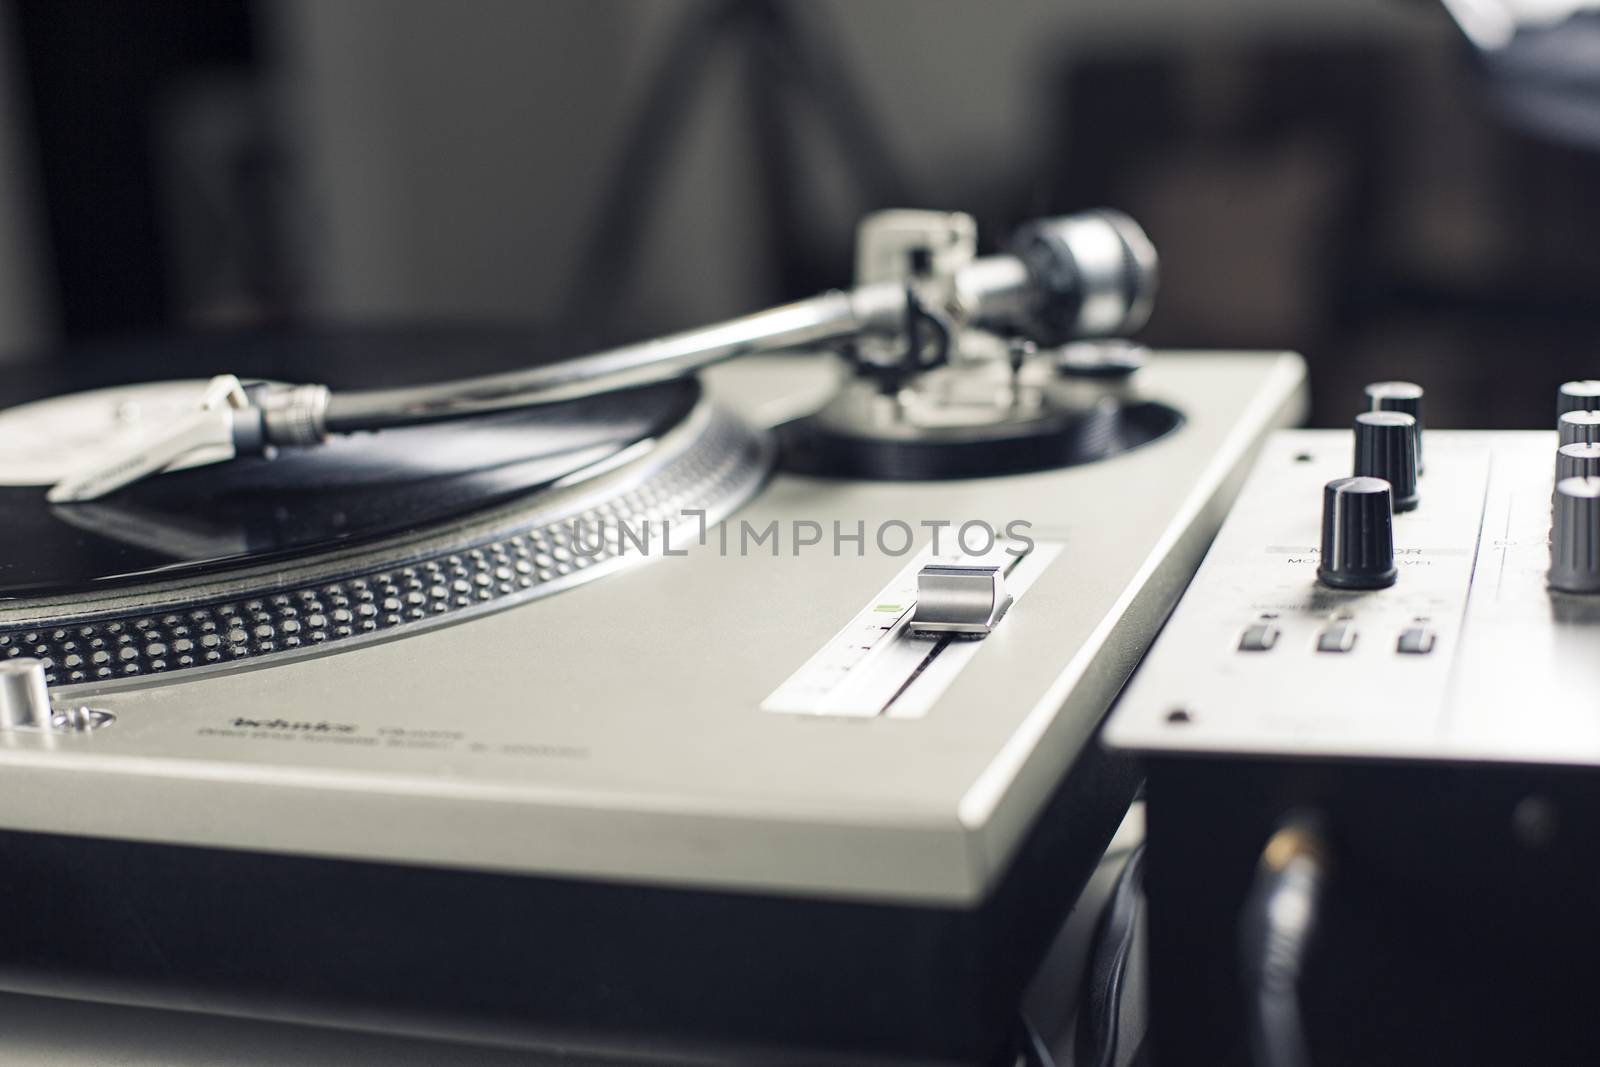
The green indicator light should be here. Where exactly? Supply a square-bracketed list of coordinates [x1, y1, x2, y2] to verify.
[874, 603, 902, 613]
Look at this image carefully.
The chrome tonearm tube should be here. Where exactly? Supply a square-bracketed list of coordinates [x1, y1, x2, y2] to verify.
[46, 209, 1156, 502]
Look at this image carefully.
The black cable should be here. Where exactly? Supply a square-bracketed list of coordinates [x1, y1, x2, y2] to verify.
[1074, 842, 1147, 1067]
[1237, 816, 1330, 1067]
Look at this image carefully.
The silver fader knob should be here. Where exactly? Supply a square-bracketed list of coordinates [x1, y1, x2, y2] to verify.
[1550, 476, 1600, 594]
[1319, 476, 1397, 590]
[1365, 381, 1424, 474]
[1557, 443, 1600, 482]
[1558, 381, 1600, 420]
[0, 658, 51, 730]
[910, 562, 1012, 636]
[1354, 411, 1419, 512]
[1558, 410, 1600, 447]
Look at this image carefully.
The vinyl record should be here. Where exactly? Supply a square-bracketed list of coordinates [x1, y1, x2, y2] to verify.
[0, 328, 700, 599]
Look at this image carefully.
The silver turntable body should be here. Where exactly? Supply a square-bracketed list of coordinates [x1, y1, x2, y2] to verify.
[0, 349, 1303, 905]
[0, 208, 1305, 1064]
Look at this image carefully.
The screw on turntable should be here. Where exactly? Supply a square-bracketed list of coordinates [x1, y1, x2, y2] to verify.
[0, 208, 1171, 688]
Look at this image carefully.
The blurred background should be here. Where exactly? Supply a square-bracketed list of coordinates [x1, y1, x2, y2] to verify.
[0, 0, 1597, 428]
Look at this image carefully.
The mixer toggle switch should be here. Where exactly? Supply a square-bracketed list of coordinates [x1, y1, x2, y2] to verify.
[1237, 621, 1280, 652]
[1396, 624, 1436, 654]
[1315, 620, 1357, 653]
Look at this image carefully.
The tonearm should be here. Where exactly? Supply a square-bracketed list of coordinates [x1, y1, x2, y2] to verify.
[46, 209, 1156, 502]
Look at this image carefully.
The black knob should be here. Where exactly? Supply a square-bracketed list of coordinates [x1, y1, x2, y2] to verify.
[1353, 411, 1419, 512]
[1559, 410, 1600, 447]
[1558, 442, 1600, 482]
[1364, 381, 1424, 474]
[1550, 476, 1600, 594]
[1558, 381, 1600, 421]
[1319, 476, 1397, 590]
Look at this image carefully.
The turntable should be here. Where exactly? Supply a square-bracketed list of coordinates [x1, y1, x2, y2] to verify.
[0, 210, 1304, 1064]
